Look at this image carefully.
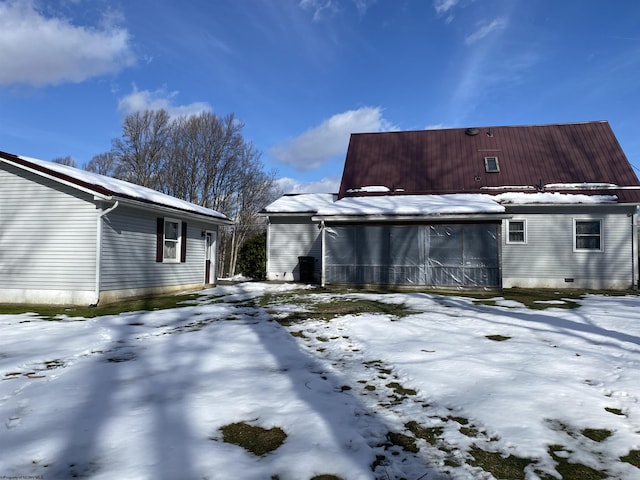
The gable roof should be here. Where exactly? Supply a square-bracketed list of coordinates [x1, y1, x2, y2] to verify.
[0, 150, 232, 222]
[338, 121, 640, 203]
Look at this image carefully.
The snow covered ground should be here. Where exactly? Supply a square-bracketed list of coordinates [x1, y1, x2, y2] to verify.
[1, 283, 639, 480]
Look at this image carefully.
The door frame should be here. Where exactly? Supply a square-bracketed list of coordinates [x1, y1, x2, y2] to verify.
[204, 230, 217, 284]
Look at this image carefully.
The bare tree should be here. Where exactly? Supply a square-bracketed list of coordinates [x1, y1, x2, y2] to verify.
[164, 112, 246, 210]
[99, 109, 281, 278]
[224, 146, 280, 276]
[111, 109, 171, 189]
[85, 152, 118, 176]
[52, 156, 76, 167]
[163, 112, 281, 276]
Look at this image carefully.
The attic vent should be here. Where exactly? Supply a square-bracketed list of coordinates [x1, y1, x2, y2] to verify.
[484, 156, 500, 173]
[465, 128, 480, 136]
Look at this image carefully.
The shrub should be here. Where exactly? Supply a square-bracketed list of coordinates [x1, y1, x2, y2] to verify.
[237, 232, 267, 280]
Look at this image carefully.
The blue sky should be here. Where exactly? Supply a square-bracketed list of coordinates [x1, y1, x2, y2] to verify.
[1, 0, 640, 193]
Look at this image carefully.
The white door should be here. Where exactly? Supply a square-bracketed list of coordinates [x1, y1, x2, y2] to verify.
[205, 231, 217, 284]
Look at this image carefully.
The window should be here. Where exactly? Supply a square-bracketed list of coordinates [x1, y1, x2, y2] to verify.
[484, 156, 500, 173]
[506, 219, 526, 244]
[156, 218, 187, 262]
[163, 219, 181, 261]
[574, 219, 602, 251]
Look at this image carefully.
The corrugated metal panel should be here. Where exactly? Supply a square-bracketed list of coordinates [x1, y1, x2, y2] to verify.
[268, 218, 321, 281]
[0, 164, 97, 290]
[339, 122, 640, 202]
[502, 206, 635, 288]
[325, 224, 500, 287]
[100, 206, 209, 290]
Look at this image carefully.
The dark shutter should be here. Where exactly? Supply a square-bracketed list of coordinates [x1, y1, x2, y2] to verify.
[156, 218, 164, 262]
[181, 221, 188, 262]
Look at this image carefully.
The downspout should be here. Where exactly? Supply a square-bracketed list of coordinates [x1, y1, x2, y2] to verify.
[92, 201, 119, 306]
[633, 206, 639, 290]
[265, 217, 271, 280]
[320, 220, 326, 287]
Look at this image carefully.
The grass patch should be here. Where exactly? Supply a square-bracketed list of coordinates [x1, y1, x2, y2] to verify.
[548, 445, 607, 479]
[308, 298, 418, 320]
[387, 431, 419, 453]
[581, 428, 613, 442]
[468, 446, 532, 480]
[268, 294, 418, 323]
[274, 312, 311, 326]
[405, 421, 443, 446]
[485, 334, 511, 342]
[620, 449, 640, 467]
[460, 425, 481, 437]
[471, 288, 587, 310]
[219, 422, 286, 456]
[386, 382, 417, 396]
[605, 407, 624, 416]
[0, 293, 201, 319]
[447, 415, 469, 425]
[363, 360, 391, 375]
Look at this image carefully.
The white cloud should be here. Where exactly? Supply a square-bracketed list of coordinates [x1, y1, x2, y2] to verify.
[433, 0, 461, 15]
[299, 0, 376, 21]
[424, 123, 450, 130]
[465, 17, 507, 45]
[277, 176, 341, 194]
[0, 0, 135, 86]
[117, 86, 212, 119]
[299, 0, 339, 21]
[270, 106, 396, 172]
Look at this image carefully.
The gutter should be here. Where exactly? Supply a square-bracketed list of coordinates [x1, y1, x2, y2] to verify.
[311, 213, 511, 223]
[112, 196, 234, 225]
[92, 201, 119, 307]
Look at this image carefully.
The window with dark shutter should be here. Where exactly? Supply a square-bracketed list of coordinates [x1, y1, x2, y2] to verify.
[156, 217, 182, 263]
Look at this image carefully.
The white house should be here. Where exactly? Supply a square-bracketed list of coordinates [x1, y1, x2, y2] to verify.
[0, 151, 233, 305]
[262, 122, 640, 290]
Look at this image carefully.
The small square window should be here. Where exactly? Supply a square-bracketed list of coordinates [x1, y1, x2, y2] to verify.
[484, 156, 500, 173]
[507, 220, 526, 244]
[574, 219, 602, 251]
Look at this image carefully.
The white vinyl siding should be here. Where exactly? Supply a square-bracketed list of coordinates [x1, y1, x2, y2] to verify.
[267, 217, 321, 281]
[0, 165, 97, 295]
[100, 206, 210, 291]
[502, 206, 635, 289]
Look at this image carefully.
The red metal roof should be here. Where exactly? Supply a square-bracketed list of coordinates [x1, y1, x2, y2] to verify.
[338, 121, 640, 203]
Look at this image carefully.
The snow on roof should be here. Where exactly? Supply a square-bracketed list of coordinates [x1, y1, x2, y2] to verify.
[318, 194, 505, 216]
[13, 155, 230, 221]
[264, 190, 622, 217]
[262, 193, 338, 213]
[264, 193, 505, 216]
[346, 185, 391, 193]
[545, 182, 619, 190]
[494, 192, 618, 204]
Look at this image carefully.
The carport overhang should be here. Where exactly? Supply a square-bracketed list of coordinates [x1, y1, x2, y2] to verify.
[311, 213, 512, 223]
